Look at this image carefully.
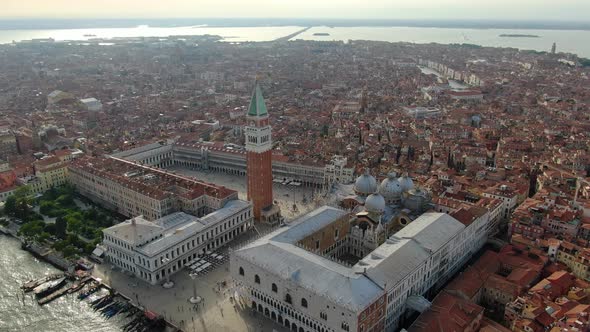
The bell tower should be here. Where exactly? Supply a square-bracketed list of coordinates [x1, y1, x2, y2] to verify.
[245, 83, 275, 221]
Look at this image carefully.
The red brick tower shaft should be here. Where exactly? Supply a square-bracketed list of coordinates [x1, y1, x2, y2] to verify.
[245, 84, 274, 220]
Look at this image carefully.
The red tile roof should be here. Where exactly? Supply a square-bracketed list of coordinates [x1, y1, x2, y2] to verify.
[408, 291, 484, 332]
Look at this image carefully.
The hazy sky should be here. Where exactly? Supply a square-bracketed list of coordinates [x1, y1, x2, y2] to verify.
[3, 0, 590, 20]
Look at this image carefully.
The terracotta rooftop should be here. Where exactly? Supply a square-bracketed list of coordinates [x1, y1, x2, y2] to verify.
[408, 291, 484, 332]
[69, 156, 236, 201]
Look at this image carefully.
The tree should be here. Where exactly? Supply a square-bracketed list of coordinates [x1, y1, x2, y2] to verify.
[55, 217, 67, 239]
[53, 240, 67, 252]
[4, 196, 16, 216]
[18, 221, 45, 242]
[62, 245, 78, 259]
[38, 232, 51, 243]
[320, 124, 329, 137]
[56, 194, 75, 208]
[44, 223, 56, 235]
[448, 150, 455, 169]
[40, 201, 57, 216]
[84, 243, 96, 255]
[44, 186, 58, 201]
[6, 186, 34, 221]
[66, 216, 83, 234]
[13, 185, 31, 198]
[15, 197, 32, 220]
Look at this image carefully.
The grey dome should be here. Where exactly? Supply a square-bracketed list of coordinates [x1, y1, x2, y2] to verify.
[355, 170, 377, 195]
[365, 193, 386, 214]
[379, 172, 402, 202]
[403, 188, 432, 212]
[398, 174, 415, 192]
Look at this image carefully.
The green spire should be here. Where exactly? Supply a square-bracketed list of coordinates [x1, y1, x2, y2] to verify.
[247, 83, 268, 117]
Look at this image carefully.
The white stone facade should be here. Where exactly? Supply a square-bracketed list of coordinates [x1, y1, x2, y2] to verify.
[231, 208, 491, 332]
[104, 200, 253, 284]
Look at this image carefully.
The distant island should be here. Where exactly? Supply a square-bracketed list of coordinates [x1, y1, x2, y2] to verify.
[499, 34, 540, 38]
[313, 32, 330, 36]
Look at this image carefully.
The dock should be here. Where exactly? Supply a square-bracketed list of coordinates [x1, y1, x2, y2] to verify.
[68, 276, 92, 294]
[35, 276, 93, 305]
[38, 284, 70, 305]
[22, 273, 65, 292]
[272, 26, 312, 42]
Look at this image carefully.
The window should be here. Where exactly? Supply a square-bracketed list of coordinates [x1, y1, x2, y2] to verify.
[239, 267, 244, 276]
[315, 240, 320, 250]
[255, 274, 260, 284]
[285, 293, 292, 304]
[272, 283, 278, 293]
[341, 322, 350, 331]
[320, 311, 327, 320]
[301, 298, 308, 308]
[334, 229, 339, 239]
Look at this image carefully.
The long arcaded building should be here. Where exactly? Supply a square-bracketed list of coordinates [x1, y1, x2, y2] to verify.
[110, 139, 354, 188]
[68, 155, 239, 220]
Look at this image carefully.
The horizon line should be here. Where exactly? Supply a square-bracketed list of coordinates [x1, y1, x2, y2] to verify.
[1, 17, 590, 22]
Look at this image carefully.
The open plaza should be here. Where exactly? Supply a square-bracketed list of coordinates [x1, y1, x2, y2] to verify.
[167, 166, 325, 221]
[93, 225, 289, 332]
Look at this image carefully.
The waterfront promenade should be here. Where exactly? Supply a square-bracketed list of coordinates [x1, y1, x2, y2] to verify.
[93, 227, 288, 332]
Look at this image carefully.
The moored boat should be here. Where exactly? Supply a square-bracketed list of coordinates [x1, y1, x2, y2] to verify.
[22, 273, 63, 292]
[33, 277, 66, 297]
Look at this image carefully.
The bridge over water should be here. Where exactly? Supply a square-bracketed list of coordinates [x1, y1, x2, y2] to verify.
[272, 27, 312, 42]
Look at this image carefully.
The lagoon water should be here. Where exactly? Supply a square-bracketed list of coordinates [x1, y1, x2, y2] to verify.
[0, 25, 304, 43]
[298, 26, 590, 58]
[0, 25, 589, 57]
[0, 236, 120, 332]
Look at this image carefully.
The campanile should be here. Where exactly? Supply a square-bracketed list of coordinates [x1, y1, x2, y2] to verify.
[245, 83, 274, 221]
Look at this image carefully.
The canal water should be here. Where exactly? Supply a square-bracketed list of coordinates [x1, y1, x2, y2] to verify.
[0, 235, 120, 332]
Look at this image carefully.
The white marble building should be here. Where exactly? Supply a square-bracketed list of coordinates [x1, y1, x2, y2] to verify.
[231, 206, 490, 332]
[103, 199, 252, 284]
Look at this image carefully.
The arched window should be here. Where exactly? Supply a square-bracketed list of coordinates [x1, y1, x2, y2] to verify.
[285, 293, 292, 304]
[255, 274, 260, 284]
[272, 283, 278, 292]
[342, 322, 350, 331]
[239, 267, 244, 276]
[301, 298, 308, 308]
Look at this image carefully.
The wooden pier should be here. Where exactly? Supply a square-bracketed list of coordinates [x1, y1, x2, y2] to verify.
[37, 285, 70, 305]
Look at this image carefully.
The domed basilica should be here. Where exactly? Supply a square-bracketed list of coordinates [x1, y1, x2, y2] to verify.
[342, 169, 432, 257]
